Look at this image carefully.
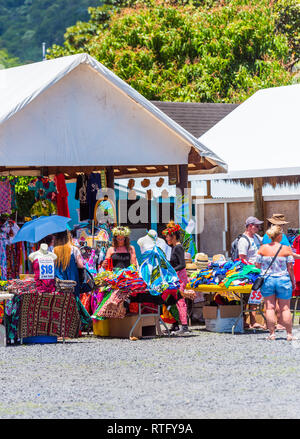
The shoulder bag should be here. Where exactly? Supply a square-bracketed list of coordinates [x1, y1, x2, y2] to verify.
[252, 244, 282, 291]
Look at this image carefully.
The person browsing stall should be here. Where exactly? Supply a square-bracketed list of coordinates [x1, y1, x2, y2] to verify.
[163, 221, 190, 335]
[103, 226, 137, 270]
[53, 230, 85, 297]
[238, 216, 264, 329]
[262, 214, 290, 246]
[262, 214, 300, 261]
[256, 225, 296, 341]
[238, 216, 263, 263]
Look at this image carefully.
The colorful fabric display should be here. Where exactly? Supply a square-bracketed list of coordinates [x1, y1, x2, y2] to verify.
[30, 199, 56, 217]
[139, 244, 180, 296]
[87, 172, 102, 220]
[0, 180, 12, 214]
[28, 177, 57, 202]
[293, 235, 300, 296]
[189, 260, 261, 289]
[54, 174, 70, 218]
[75, 174, 89, 221]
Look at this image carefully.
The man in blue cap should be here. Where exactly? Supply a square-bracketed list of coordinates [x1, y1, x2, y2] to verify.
[238, 216, 263, 264]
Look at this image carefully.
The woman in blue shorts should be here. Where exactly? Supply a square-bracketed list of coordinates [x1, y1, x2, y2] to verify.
[256, 225, 296, 341]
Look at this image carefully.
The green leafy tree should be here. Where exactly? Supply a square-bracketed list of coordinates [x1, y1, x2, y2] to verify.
[0, 48, 20, 68]
[47, 0, 299, 103]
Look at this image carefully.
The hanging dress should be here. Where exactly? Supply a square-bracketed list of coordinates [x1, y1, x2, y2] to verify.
[139, 235, 180, 296]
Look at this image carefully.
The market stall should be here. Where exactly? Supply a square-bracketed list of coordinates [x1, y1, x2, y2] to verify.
[0, 54, 229, 343]
[186, 258, 265, 334]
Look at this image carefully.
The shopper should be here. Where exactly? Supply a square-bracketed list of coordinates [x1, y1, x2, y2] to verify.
[256, 225, 296, 341]
[238, 216, 264, 329]
[262, 213, 300, 330]
[103, 226, 137, 270]
[53, 230, 84, 297]
[163, 221, 190, 334]
[262, 214, 290, 246]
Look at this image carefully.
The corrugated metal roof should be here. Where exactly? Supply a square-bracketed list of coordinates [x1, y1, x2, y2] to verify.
[151, 101, 238, 138]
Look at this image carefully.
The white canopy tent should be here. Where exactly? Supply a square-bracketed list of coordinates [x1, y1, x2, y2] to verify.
[0, 53, 226, 178]
[189, 83, 300, 183]
[188, 83, 300, 223]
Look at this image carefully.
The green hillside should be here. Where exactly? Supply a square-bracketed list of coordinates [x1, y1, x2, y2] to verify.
[0, 0, 102, 64]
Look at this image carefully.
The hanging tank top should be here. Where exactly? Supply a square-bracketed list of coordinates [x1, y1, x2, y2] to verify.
[111, 249, 131, 269]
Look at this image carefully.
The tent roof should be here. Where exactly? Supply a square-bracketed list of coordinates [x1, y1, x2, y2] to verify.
[195, 84, 300, 181]
[0, 53, 227, 177]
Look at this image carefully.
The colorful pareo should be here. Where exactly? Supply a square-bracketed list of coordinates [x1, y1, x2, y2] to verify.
[139, 244, 180, 296]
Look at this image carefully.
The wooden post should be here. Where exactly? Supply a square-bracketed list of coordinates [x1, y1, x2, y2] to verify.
[205, 180, 212, 199]
[253, 177, 264, 224]
[106, 166, 115, 203]
[175, 164, 189, 227]
[176, 164, 188, 193]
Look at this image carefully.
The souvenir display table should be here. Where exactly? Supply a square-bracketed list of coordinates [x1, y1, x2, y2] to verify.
[0, 291, 14, 346]
[186, 284, 265, 334]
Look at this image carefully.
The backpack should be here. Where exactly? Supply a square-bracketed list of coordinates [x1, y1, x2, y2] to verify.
[230, 233, 261, 261]
[230, 234, 250, 261]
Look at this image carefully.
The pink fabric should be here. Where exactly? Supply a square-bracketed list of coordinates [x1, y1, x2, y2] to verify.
[33, 259, 56, 293]
[0, 180, 11, 214]
[176, 268, 188, 325]
[176, 298, 188, 325]
[177, 268, 188, 293]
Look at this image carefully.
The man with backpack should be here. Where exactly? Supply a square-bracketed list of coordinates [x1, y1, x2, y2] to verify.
[237, 216, 264, 329]
[237, 216, 263, 263]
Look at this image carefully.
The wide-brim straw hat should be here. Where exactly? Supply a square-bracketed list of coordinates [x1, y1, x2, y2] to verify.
[186, 262, 198, 270]
[267, 214, 289, 225]
[195, 253, 209, 269]
[195, 253, 209, 263]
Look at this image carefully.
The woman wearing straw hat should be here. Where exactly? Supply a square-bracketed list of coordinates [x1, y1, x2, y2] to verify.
[256, 225, 296, 340]
[262, 214, 300, 330]
[262, 214, 291, 246]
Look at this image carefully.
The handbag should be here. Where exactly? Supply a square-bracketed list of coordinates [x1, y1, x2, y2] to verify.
[252, 244, 282, 291]
[78, 268, 96, 294]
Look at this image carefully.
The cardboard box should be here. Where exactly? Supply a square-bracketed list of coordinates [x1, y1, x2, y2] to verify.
[245, 312, 266, 327]
[109, 314, 159, 338]
[203, 305, 241, 320]
[203, 305, 243, 333]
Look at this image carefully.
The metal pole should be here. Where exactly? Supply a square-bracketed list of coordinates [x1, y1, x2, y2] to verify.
[42, 42, 46, 61]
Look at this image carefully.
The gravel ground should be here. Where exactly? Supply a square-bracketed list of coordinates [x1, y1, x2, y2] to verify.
[1, 325, 300, 419]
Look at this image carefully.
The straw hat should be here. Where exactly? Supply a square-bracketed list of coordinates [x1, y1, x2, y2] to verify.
[267, 213, 289, 225]
[195, 252, 209, 269]
[186, 262, 198, 270]
[212, 254, 226, 263]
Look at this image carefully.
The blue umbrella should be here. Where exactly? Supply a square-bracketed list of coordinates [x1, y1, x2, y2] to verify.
[12, 215, 72, 244]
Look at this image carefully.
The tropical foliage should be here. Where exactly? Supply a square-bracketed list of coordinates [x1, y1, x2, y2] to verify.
[47, 0, 300, 103]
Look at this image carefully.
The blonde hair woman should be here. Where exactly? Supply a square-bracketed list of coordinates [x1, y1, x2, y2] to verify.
[256, 225, 296, 341]
[53, 230, 84, 296]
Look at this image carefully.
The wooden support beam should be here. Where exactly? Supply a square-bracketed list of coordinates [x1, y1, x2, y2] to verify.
[176, 164, 188, 193]
[106, 166, 115, 203]
[253, 177, 265, 225]
[205, 180, 212, 199]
